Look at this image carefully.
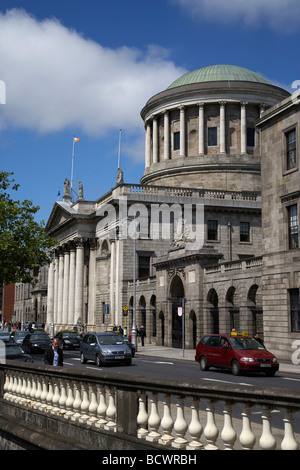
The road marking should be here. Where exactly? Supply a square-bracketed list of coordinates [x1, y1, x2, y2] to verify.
[141, 359, 174, 365]
[202, 378, 253, 386]
[282, 377, 300, 382]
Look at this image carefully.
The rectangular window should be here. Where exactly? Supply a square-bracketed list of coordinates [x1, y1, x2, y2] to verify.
[288, 204, 299, 249]
[208, 127, 217, 146]
[247, 128, 255, 147]
[286, 129, 296, 170]
[207, 220, 218, 240]
[290, 288, 300, 332]
[173, 131, 180, 150]
[240, 222, 250, 242]
[138, 256, 150, 278]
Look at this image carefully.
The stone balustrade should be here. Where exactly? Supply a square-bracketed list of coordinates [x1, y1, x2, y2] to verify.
[1, 361, 299, 450]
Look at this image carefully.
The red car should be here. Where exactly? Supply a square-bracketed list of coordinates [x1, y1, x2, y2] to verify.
[195, 333, 279, 376]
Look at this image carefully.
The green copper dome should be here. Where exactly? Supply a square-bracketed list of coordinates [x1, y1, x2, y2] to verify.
[168, 64, 272, 89]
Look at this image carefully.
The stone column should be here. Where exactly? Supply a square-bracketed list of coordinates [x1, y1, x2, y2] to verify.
[54, 252, 59, 325]
[68, 245, 76, 326]
[87, 240, 97, 328]
[152, 116, 158, 163]
[219, 101, 226, 154]
[57, 250, 64, 327]
[46, 255, 54, 328]
[110, 239, 116, 327]
[164, 111, 170, 160]
[198, 103, 205, 155]
[74, 239, 85, 327]
[241, 102, 247, 155]
[62, 249, 70, 326]
[145, 121, 151, 168]
[179, 106, 185, 157]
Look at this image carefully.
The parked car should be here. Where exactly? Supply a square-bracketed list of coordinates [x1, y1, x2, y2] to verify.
[0, 331, 11, 343]
[9, 330, 28, 345]
[195, 333, 279, 376]
[55, 330, 81, 349]
[80, 332, 132, 366]
[22, 332, 51, 354]
[5, 344, 33, 362]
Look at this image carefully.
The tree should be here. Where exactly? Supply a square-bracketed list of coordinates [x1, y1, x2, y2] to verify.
[0, 171, 56, 285]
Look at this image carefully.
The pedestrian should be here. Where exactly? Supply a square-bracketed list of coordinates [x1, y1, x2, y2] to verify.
[138, 325, 146, 346]
[254, 333, 265, 348]
[44, 338, 63, 366]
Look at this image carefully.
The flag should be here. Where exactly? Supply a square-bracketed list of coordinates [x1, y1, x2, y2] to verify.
[74, 137, 80, 143]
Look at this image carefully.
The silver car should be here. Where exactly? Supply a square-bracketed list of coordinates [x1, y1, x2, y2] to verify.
[80, 332, 132, 366]
[0, 331, 11, 343]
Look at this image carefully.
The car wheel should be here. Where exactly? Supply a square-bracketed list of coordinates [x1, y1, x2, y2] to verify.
[80, 352, 86, 364]
[200, 356, 209, 371]
[125, 359, 132, 366]
[96, 354, 102, 367]
[231, 360, 240, 376]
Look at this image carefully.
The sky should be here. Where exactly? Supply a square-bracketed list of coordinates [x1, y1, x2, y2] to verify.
[0, 0, 299, 224]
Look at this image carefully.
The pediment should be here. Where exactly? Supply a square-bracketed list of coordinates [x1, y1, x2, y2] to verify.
[45, 202, 76, 234]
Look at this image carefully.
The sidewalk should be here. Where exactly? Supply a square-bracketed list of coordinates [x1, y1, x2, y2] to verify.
[135, 344, 300, 375]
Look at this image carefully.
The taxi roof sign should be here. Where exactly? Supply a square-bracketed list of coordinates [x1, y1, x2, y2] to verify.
[230, 331, 248, 337]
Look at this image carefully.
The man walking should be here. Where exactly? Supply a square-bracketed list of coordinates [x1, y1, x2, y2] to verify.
[44, 338, 63, 366]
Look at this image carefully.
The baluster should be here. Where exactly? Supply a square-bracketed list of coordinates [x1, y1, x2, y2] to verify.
[159, 393, 174, 445]
[146, 392, 161, 442]
[239, 404, 256, 450]
[88, 383, 99, 425]
[3, 372, 10, 399]
[105, 387, 117, 432]
[137, 390, 148, 439]
[221, 401, 237, 450]
[203, 398, 219, 450]
[34, 374, 43, 409]
[11, 371, 19, 401]
[29, 374, 37, 407]
[95, 384, 107, 428]
[64, 380, 75, 419]
[172, 395, 188, 449]
[281, 408, 299, 450]
[79, 382, 90, 423]
[20, 373, 27, 404]
[51, 379, 61, 414]
[24, 373, 32, 406]
[58, 378, 67, 416]
[39, 376, 49, 411]
[71, 380, 82, 421]
[259, 406, 276, 450]
[45, 378, 54, 413]
[187, 397, 203, 450]
[15, 372, 23, 404]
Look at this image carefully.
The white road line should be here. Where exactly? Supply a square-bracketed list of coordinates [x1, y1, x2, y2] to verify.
[282, 377, 300, 382]
[202, 378, 253, 386]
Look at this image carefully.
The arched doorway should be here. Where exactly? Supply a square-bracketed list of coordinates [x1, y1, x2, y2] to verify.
[207, 289, 219, 333]
[170, 275, 185, 348]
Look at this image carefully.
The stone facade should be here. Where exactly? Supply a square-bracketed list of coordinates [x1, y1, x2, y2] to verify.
[13, 65, 300, 361]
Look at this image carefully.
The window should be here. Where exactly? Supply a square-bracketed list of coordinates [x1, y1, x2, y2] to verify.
[289, 289, 300, 332]
[173, 131, 180, 150]
[208, 127, 217, 146]
[207, 220, 218, 240]
[138, 256, 150, 278]
[288, 204, 298, 249]
[286, 129, 296, 170]
[247, 128, 255, 147]
[240, 222, 250, 242]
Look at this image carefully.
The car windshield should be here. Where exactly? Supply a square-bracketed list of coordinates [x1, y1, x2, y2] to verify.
[0, 331, 9, 336]
[30, 334, 49, 341]
[230, 336, 265, 350]
[63, 332, 78, 338]
[6, 345, 25, 356]
[98, 334, 124, 345]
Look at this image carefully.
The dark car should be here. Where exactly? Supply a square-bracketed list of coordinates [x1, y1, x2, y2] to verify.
[10, 330, 28, 345]
[195, 333, 279, 376]
[22, 333, 51, 354]
[0, 331, 11, 343]
[5, 344, 33, 362]
[55, 330, 81, 349]
[80, 332, 132, 366]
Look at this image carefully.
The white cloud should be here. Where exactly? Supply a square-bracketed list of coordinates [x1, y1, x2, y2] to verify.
[172, 0, 300, 32]
[0, 9, 186, 136]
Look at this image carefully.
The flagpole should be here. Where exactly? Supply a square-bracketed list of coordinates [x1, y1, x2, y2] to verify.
[117, 129, 122, 169]
[71, 136, 75, 201]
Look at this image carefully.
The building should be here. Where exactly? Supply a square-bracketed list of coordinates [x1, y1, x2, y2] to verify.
[15, 64, 299, 361]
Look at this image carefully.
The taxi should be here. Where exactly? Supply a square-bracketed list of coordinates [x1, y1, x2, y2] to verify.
[195, 332, 279, 376]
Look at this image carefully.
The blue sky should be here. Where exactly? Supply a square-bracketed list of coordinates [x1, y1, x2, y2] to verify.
[0, 0, 299, 223]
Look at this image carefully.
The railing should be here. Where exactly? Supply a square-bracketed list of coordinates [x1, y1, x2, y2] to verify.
[1, 361, 299, 450]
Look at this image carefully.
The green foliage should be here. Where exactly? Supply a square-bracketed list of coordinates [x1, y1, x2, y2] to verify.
[0, 171, 56, 284]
